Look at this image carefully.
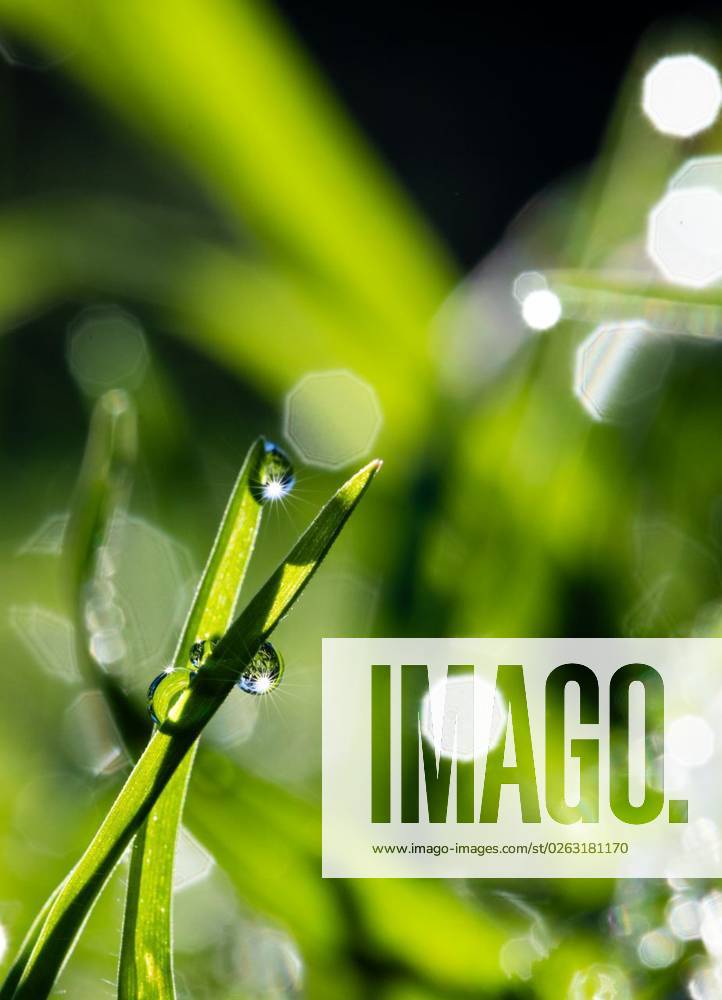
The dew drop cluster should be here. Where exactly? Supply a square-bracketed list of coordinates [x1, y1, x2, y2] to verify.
[147, 639, 284, 727]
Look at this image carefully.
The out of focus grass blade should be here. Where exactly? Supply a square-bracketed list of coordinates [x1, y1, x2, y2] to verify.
[0, 198, 429, 458]
[6, 459, 380, 999]
[0, 393, 137, 998]
[565, 25, 722, 267]
[63, 390, 144, 746]
[0, 889, 59, 1000]
[63, 390, 137, 602]
[118, 436, 267, 1000]
[0, 0, 453, 344]
[188, 750, 513, 993]
[547, 269, 722, 337]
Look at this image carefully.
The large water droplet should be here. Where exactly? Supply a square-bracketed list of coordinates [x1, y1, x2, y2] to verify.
[252, 442, 295, 503]
[237, 641, 284, 695]
[147, 666, 196, 728]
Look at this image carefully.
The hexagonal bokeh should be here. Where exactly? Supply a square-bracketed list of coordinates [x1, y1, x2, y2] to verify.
[642, 55, 722, 138]
[520, 288, 562, 331]
[574, 321, 673, 423]
[64, 690, 128, 777]
[283, 370, 382, 469]
[670, 155, 722, 193]
[173, 827, 214, 891]
[511, 270, 546, 304]
[568, 964, 631, 1000]
[104, 514, 196, 688]
[17, 513, 68, 555]
[9, 605, 80, 684]
[647, 187, 722, 289]
[67, 305, 149, 397]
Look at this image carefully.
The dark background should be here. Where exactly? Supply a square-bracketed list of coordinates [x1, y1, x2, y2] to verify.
[3, 3, 720, 270]
[276, 2, 721, 267]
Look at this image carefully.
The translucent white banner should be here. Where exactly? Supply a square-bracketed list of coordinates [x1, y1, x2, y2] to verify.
[322, 639, 722, 877]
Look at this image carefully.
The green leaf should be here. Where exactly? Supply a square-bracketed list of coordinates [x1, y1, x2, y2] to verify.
[118, 436, 267, 999]
[6, 458, 381, 999]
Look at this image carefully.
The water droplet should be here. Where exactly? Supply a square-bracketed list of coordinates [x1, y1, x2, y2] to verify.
[189, 636, 219, 669]
[147, 666, 196, 728]
[252, 442, 295, 503]
[236, 642, 284, 695]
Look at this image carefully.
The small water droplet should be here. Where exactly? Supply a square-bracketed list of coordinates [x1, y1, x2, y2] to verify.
[237, 641, 284, 695]
[147, 666, 195, 728]
[252, 442, 295, 503]
[189, 636, 219, 669]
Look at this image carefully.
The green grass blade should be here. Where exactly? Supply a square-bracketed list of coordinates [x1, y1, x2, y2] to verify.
[63, 390, 145, 747]
[0, 888, 60, 1000]
[7, 458, 380, 999]
[63, 390, 137, 604]
[0, 197, 430, 458]
[118, 436, 267, 999]
[0, 393, 138, 997]
[546, 268, 722, 337]
[0, 0, 453, 342]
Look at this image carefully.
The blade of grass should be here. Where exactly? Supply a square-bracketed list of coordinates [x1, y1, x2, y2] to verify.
[0, 197, 429, 460]
[63, 389, 146, 749]
[188, 749, 514, 992]
[64, 390, 137, 604]
[118, 435, 268, 999]
[0, 888, 60, 1000]
[0, 0, 453, 341]
[0, 392, 138, 999]
[7, 458, 381, 999]
[546, 268, 722, 338]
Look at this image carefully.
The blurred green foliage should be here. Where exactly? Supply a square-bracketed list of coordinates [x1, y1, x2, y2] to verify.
[0, 1, 720, 997]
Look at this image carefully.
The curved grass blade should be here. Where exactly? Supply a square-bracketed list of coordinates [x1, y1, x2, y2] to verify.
[0, 887, 60, 1000]
[7, 458, 381, 999]
[0, 392, 138, 998]
[118, 436, 267, 999]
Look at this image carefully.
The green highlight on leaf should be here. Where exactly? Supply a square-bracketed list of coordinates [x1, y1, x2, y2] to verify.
[5, 455, 381, 999]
